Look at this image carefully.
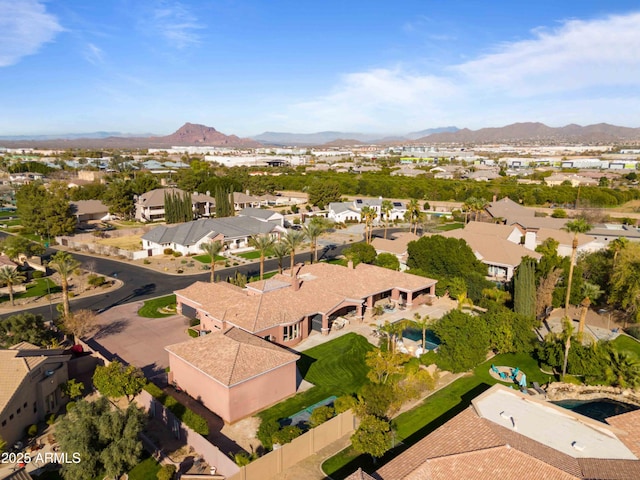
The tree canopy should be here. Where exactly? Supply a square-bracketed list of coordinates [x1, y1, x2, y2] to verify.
[343, 242, 377, 266]
[432, 310, 490, 372]
[55, 397, 145, 480]
[307, 180, 342, 209]
[16, 181, 76, 236]
[92, 361, 146, 403]
[0, 313, 53, 347]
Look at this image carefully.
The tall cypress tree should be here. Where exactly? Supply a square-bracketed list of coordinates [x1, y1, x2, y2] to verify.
[514, 256, 536, 318]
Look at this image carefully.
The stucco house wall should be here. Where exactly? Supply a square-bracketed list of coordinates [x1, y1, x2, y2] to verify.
[168, 351, 297, 423]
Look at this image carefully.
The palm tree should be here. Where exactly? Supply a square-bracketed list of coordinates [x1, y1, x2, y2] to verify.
[200, 240, 224, 282]
[360, 206, 376, 244]
[381, 200, 394, 239]
[404, 199, 421, 234]
[609, 237, 629, 267]
[49, 251, 81, 319]
[410, 312, 432, 350]
[302, 221, 326, 263]
[271, 241, 290, 274]
[473, 197, 489, 221]
[0, 266, 25, 306]
[281, 230, 306, 276]
[249, 235, 274, 280]
[607, 350, 640, 388]
[563, 218, 592, 317]
[462, 197, 477, 224]
[560, 317, 574, 379]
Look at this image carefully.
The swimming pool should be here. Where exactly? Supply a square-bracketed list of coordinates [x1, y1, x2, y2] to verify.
[402, 328, 440, 350]
[553, 398, 639, 423]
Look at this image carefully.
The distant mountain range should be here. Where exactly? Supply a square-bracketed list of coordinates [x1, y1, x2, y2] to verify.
[1, 122, 639, 149]
[250, 127, 459, 145]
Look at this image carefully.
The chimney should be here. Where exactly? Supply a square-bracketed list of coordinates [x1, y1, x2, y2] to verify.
[492, 194, 497, 202]
[293, 276, 300, 291]
[246, 189, 250, 195]
[347, 260, 354, 269]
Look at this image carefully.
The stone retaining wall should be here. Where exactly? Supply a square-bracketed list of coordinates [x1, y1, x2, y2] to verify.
[546, 383, 640, 406]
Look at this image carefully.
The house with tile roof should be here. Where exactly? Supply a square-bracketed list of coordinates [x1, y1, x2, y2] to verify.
[0, 344, 71, 446]
[328, 198, 407, 224]
[174, 262, 437, 347]
[141, 212, 285, 256]
[371, 232, 420, 270]
[165, 327, 299, 423]
[369, 384, 640, 480]
[134, 188, 216, 222]
[433, 225, 542, 282]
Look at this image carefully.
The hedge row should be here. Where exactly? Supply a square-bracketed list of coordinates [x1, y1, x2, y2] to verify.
[143, 383, 209, 436]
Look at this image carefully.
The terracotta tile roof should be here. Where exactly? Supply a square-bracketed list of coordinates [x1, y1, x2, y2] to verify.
[535, 228, 595, 248]
[165, 327, 298, 387]
[435, 229, 541, 267]
[374, 385, 640, 480]
[605, 410, 640, 458]
[463, 221, 523, 239]
[176, 263, 437, 333]
[371, 232, 420, 255]
[345, 468, 378, 480]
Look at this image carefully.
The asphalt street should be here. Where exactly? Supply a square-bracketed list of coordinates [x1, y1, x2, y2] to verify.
[0, 239, 356, 321]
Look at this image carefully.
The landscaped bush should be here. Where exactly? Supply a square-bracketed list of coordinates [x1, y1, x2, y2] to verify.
[189, 318, 200, 327]
[26, 424, 37, 437]
[272, 425, 302, 446]
[143, 259, 151, 264]
[143, 383, 209, 436]
[87, 274, 106, 287]
[156, 464, 176, 480]
[334, 395, 357, 414]
[172, 251, 182, 257]
[257, 418, 280, 450]
[163, 248, 174, 255]
[187, 329, 198, 338]
[309, 405, 334, 427]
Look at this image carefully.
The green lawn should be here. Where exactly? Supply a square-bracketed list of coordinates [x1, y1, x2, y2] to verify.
[611, 335, 640, 357]
[128, 454, 162, 480]
[258, 333, 374, 425]
[436, 222, 464, 231]
[193, 254, 226, 263]
[321, 351, 549, 479]
[0, 278, 61, 304]
[138, 294, 177, 318]
[238, 248, 275, 260]
[249, 271, 278, 282]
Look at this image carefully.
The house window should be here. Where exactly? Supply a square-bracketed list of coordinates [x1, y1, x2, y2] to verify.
[9, 414, 13, 420]
[283, 323, 301, 341]
[16, 408, 21, 415]
[1, 420, 5, 427]
[33, 402, 37, 413]
[23, 402, 27, 408]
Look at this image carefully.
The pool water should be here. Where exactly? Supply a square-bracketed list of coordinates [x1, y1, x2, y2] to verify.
[402, 328, 440, 350]
[553, 398, 639, 423]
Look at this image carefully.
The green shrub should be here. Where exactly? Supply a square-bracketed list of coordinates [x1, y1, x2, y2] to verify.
[172, 251, 182, 257]
[189, 318, 200, 327]
[66, 401, 76, 412]
[143, 259, 151, 265]
[27, 424, 38, 438]
[309, 406, 334, 427]
[157, 464, 176, 480]
[257, 418, 280, 450]
[143, 383, 209, 436]
[163, 248, 174, 255]
[188, 329, 198, 338]
[46, 414, 56, 425]
[334, 395, 357, 414]
[419, 350, 439, 366]
[231, 451, 253, 466]
[87, 274, 106, 287]
[272, 425, 302, 446]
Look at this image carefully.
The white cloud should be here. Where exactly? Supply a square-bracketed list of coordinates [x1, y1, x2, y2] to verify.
[0, 0, 63, 67]
[286, 11, 640, 131]
[151, 1, 204, 49]
[84, 43, 105, 65]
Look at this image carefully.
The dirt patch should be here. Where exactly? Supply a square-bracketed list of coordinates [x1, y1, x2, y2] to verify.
[220, 416, 262, 454]
[95, 234, 143, 251]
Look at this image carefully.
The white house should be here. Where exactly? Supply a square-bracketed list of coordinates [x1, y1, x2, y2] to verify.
[327, 198, 406, 223]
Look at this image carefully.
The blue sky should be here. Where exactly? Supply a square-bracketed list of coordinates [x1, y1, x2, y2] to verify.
[1, 0, 640, 136]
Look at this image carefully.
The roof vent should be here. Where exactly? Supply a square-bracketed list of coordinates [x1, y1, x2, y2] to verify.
[571, 441, 585, 452]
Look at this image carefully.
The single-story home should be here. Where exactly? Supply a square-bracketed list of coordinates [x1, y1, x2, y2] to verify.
[371, 232, 420, 270]
[165, 327, 299, 424]
[70, 200, 111, 224]
[141, 213, 285, 256]
[370, 384, 640, 479]
[327, 198, 407, 223]
[174, 262, 437, 347]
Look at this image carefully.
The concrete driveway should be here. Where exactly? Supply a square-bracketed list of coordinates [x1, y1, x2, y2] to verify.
[86, 300, 191, 377]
